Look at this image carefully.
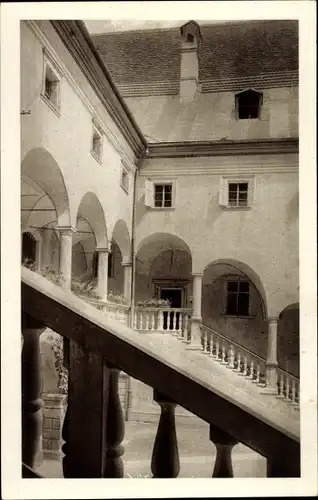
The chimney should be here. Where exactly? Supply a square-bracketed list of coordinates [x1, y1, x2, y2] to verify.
[179, 21, 202, 103]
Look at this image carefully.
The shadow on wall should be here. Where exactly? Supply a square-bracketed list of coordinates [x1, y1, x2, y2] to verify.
[277, 304, 299, 377]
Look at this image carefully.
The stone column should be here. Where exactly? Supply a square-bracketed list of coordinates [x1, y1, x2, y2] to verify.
[41, 228, 52, 270]
[96, 247, 110, 301]
[265, 317, 278, 392]
[57, 226, 76, 290]
[187, 273, 203, 350]
[122, 261, 132, 303]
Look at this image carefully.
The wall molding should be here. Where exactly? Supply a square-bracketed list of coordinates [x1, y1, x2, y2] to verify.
[25, 20, 141, 172]
[146, 138, 298, 160]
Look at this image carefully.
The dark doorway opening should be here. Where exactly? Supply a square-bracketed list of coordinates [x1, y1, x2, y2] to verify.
[160, 288, 182, 330]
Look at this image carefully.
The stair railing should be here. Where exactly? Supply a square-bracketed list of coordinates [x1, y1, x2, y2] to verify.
[21, 267, 300, 479]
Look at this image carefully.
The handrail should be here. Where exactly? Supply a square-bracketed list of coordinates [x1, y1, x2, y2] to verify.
[201, 323, 266, 365]
[202, 323, 300, 380]
[21, 267, 300, 471]
[134, 307, 192, 313]
[77, 294, 131, 311]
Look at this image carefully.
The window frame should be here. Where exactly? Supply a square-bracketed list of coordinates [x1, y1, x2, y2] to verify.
[90, 124, 103, 163]
[144, 179, 177, 210]
[235, 88, 263, 121]
[224, 277, 250, 317]
[120, 163, 129, 194]
[41, 56, 61, 115]
[219, 175, 255, 210]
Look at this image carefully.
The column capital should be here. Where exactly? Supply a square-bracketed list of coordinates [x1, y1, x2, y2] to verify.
[122, 260, 132, 267]
[192, 272, 203, 278]
[96, 246, 111, 254]
[56, 225, 77, 236]
[267, 317, 279, 324]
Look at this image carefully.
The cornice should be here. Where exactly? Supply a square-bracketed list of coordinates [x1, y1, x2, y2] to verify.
[147, 138, 299, 159]
[50, 20, 147, 159]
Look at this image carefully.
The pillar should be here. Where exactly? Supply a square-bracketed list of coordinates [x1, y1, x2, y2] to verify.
[96, 247, 110, 301]
[57, 226, 76, 290]
[122, 261, 132, 303]
[35, 239, 42, 273]
[41, 227, 52, 270]
[187, 273, 203, 350]
[265, 317, 278, 392]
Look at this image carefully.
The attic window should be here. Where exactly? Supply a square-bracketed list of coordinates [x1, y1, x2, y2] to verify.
[91, 126, 103, 162]
[186, 33, 194, 43]
[42, 60, 61, 112]
[236, 89, 263, 120]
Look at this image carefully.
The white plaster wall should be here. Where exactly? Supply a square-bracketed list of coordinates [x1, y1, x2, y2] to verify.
[21, 21, 134, 242]
[135, 155, 299, 317]
[124, 87, 298, 143]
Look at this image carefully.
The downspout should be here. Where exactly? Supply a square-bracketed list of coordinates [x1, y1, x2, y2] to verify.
[126, 148, 147, 421]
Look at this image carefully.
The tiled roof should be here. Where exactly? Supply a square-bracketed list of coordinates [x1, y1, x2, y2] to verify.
[92, 20, 298, 87]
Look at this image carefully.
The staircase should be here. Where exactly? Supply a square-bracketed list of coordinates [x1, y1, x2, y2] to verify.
[21, 266, 300, 479]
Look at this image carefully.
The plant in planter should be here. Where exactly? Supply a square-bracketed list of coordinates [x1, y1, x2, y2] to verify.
[22, 258, 36, 271]
[46, 334, 68, 395]
[71, 278, 98, 298]
[136, 298, 171, 308]
[107, 291, 129, 305]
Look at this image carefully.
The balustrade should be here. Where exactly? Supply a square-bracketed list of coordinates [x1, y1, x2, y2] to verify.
[133, 307, 192, 337]
[21, 267, 300, 479]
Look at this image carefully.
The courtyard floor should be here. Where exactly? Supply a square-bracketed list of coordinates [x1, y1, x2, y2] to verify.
[36, 420, 266, 478]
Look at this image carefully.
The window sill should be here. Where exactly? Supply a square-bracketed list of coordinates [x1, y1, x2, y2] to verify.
[222, 314, 256, 319]
[40, 93, 61, 117]
[221, 205, 253, 211]
[90, 150, 103, 165]
[148, 206, 176, 211]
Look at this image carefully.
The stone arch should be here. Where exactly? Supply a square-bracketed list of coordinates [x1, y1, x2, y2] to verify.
[277, 302, 299, 377]
[74, 192, 108, 249]
[21, 147, 71, 229]
[111, 219, 131, 263]
[202, 258, 268, 358]
[203, 258, 268, 318]
[135, 233, 193, 306]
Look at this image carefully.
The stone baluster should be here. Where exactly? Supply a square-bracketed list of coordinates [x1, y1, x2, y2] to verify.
[234, 352, 241, 372]
[254, 363, 261, 384]
[202, 330, 208, 354]
[182, 315, 189, 343]
[284, 376, 291, 402]
[151, 390, 180, 478]
[210, 425, 239, 477]
[22, 313, 46, 468]
[158, 309, 164, 331]
[208, 332, 214, 356]
[247, 359, 255, 380]
[215, 340, 220, 360]
[150, 310, 155, 330]
[242, 355, 248, 376]
[227, 345, 235, 369]
[290, 379, 297, 404]
[220, 343, 227, 364]
[104, 366, 125, 477]
[278, 372, 284, 397]
[145, 311, 150, 330]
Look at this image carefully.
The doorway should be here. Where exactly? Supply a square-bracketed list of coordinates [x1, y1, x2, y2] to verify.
[160, 288, 182, 330]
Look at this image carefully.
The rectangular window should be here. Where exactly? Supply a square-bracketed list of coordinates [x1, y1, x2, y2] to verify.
[154, 184, 172, 208]
[121, 167, 129, 193]
[42, 60, 61, 111]
[91, 127, 102, 161]
[228, 182, 248, 207]
[226, 280, 250, 316]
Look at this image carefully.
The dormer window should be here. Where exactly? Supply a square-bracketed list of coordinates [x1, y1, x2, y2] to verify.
[235, 89, 263, 120]
[41, 58, 61, 113]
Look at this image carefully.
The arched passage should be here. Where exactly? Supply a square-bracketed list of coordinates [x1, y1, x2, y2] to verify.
[135, 233, 192, 307]
[21, 231, 37, 265]
[202, 259, 268, 358]
[111, 219, 131, 263]
[21, 148, 71, 273]
[72, 192, 108, 283]
[277, 303, 299, 377]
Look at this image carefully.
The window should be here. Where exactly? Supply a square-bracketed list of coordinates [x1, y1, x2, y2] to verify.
[228, 182, 248, 207]
[235, 89, 263, 120]
[219, 176, 255, 209]
[226, 280, 250, 316]
[186, 33, 194, 43]
[144, 179, 176, 209]
[42, 61, 61, 111]
[154, 184, 172, 208]
[91, 126, 102, 162]
[121, 166, 129, 193]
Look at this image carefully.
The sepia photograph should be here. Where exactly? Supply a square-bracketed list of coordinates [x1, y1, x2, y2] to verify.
[1, 1, 317, 498]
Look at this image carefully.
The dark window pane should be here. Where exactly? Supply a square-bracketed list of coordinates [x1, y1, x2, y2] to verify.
[238, 293, 249, 315]
[155, 185, 163, 193]
[164, 184, 172, 194]
[227, 293, 238, 314]
[239, 281, 249, 293]
[227, 281, 239, 292]
[239, 183, 248, 192]
[155, 199, 162, 207]
[228, 183, 238, 192]
[164, 198, 172, 207]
